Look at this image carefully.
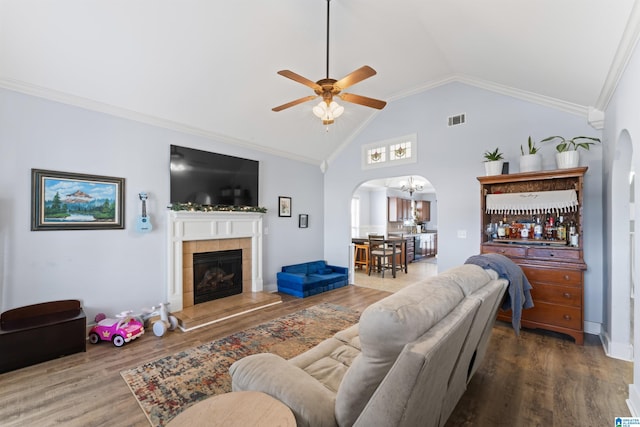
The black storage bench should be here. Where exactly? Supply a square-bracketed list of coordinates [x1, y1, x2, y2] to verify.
[0, 299, 86, 374]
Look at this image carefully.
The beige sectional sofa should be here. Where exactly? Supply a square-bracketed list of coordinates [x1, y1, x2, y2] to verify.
[230, 264, 509, 427]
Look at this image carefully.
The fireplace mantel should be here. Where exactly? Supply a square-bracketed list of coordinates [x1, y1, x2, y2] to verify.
[167, 210, 264, 311]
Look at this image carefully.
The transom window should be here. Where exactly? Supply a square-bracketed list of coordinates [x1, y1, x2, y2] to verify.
[366, 146, 386, 165]
[362, 134, 417, 169]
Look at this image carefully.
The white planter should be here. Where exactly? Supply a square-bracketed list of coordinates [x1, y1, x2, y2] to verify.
[484, 160, 504, 176]
[556, 151, 579, 169]
[519, 153, 542, 173]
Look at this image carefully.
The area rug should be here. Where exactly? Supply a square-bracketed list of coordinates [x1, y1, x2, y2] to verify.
[120, 303, 360, 427]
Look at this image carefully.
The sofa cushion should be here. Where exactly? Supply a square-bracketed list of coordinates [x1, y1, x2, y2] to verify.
[287, 324, 363, 396]
[437, 264, 493, 296]
[282, 264, 309, 274]
[230, 353, 338, 427]
[335, 273, 466, 427]
[306, 261, 328, 274]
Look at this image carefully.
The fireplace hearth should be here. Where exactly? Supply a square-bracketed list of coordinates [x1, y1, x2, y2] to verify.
[193, 249, 243, 304]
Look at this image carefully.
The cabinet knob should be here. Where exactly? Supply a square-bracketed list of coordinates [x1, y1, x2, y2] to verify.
[549, 252, 555, 257]
[563, 275, 570, 281]
[499, 249, 506, 253]
[563, 292, 572, 299]
[563, 314, 572, 320]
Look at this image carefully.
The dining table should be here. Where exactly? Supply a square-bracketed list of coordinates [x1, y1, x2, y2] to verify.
[352, 236, 408, 278]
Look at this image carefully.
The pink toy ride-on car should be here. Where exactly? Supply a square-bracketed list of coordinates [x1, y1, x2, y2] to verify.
[88, 315, 144, 347]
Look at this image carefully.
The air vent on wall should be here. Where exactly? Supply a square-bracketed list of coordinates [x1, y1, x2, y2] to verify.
[448, 113, 466, 127]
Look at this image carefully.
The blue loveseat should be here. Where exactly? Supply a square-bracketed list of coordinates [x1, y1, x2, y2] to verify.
[277, 260, 349, 298]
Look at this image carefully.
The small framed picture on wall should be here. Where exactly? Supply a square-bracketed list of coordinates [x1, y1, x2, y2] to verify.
[278, 196, 291, 217]
[299, 214, 308, 228]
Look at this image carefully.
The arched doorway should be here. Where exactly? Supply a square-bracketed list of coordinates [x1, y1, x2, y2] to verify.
[350, 175, 438, 290]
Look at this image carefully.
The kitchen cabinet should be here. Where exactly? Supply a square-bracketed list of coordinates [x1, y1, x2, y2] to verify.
[415, 201, 430, 222]
[388, 197, 412, 222]
[477, 167, 587, 344]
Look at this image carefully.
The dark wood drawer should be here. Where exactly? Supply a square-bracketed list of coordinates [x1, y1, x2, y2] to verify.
[481, 245, 527, 257]
[527, 247, 581, 261]
[521, 266, 582, 287]
[529, 283, 582, 307]
[521, 302, 582, 330]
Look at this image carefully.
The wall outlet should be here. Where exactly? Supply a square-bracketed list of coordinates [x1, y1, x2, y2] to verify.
[457, 230, 467, 239]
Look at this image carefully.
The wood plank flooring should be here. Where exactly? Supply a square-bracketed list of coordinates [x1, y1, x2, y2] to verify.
[0, 267, 633, 426]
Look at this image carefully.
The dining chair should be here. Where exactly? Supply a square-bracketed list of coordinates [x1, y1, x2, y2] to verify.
[368, 235, 396, 278]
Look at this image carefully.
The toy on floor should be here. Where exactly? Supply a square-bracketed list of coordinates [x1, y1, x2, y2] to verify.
[88, 312, 144, 347]
[136, 302, 179, 337]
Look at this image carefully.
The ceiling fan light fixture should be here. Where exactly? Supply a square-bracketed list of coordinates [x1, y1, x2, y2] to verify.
[272, 0, 385, 125]
[313, 100, 344, 124]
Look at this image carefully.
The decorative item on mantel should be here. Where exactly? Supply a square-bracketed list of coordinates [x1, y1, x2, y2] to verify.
[540, 135, 601, 169]
[483, 147, 505, 176]
[168, 203, 267, 213]
[519, 136, 543, 173]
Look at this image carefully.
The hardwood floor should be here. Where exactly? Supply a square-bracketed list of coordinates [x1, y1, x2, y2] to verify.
[0, 286, 387, 427]
[445, 321, 632, 426]
[0, 271, 633, 426]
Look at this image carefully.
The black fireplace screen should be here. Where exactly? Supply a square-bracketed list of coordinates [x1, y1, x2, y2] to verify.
[193, 249, 243, 304]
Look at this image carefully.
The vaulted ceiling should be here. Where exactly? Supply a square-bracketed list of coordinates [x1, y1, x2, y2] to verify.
[1, 1, 638, 165]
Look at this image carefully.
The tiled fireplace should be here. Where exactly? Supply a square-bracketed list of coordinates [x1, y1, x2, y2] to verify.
[167, 211, 264, 311]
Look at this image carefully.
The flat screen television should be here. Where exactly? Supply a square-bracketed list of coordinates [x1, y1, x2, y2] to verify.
[170, 145, 259, 207]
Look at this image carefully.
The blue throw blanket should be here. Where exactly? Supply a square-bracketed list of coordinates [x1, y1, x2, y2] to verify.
[465, 253, 534, 335]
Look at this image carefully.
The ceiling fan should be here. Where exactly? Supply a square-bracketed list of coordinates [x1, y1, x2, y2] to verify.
[272, 0, 386, 124]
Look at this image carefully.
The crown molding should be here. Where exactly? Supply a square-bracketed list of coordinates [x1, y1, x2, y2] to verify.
[0, 78, 320, 166]
[389, 74, 590, 118]
[596, 0, 640, 110]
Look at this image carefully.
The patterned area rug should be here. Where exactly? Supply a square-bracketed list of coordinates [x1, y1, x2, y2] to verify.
[120, 303, 360, 427]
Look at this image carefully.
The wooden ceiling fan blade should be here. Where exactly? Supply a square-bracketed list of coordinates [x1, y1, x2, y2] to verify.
[277, 70, 322, 91]
[340, 93, 387, 110]
[334, 66, 377, 91]
[272, 95, 318, 112]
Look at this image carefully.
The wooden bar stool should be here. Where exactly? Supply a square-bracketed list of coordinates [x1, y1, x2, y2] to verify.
[354, 243, 369, 271]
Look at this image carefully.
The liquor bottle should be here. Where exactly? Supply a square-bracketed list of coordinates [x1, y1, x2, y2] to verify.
[497, 220, 506, 238]
[502, 215, 510, 238]
[533, 216, 543, 240]
[510, 221, 520, 239]
[556, 216, 567, 242]
[568, 220, 577, 246]
[545, 215, 555, 240]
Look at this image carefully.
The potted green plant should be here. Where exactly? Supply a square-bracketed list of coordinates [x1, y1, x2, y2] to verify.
[540, 135, 601, 169]
[483, 147, 504, 176]
[519, 136, 542, 172]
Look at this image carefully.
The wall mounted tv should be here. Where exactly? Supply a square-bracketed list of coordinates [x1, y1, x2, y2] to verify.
[170, 145, 259, 207]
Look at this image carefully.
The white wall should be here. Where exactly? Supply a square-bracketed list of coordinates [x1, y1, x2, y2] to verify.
[325, 81, 603, 325]
[0, 89, 325, 319]
[601, 34, 640, 410]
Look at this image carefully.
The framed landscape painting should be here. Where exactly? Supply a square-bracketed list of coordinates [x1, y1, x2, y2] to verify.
[31, 169, 125, 231]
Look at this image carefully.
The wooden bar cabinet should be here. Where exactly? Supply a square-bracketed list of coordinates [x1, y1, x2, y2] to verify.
[477, 167, 587, 344]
